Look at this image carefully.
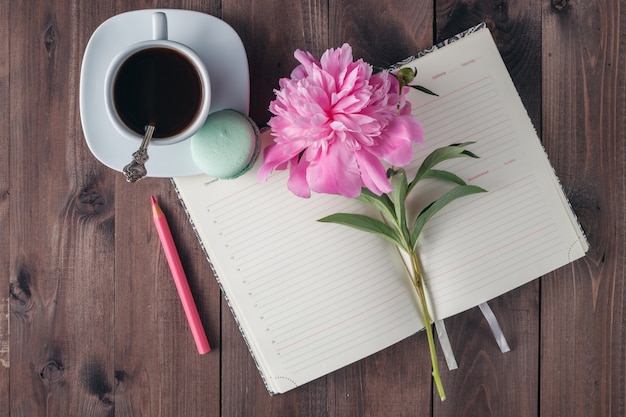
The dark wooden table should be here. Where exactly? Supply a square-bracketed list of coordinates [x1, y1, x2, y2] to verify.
[2, 0, 623, 416]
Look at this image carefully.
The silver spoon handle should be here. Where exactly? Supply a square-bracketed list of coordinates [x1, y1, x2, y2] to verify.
[123, 125, 155, 183]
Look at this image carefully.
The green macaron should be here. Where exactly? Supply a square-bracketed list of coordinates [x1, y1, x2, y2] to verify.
[190, 109, 260, 179]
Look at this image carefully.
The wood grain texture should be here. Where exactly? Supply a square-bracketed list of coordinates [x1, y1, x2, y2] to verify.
[0, 0, 9, 414]
[224, 0, 329, 128]
[8, 0, 117, 415]
[330, 0, 434, 67]
[435, 285, 540, 417]
[541, 1, 626, 416]
[3, 0, 625, 415]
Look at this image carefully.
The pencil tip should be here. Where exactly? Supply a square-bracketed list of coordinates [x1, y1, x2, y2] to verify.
[150, 195, 156, 205]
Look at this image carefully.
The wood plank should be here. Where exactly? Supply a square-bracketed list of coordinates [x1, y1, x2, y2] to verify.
[433, 0, 542, 414]
[108, 2, 221, 416]
[8, 0, 116, 415]
[541, 1, 626, 416]
[0, 0, 10, 414]
[224, 0, 329, 127]
[112, 178, 221, 416]
[435, 285, 540, 416]
[330, 0, 434, 68]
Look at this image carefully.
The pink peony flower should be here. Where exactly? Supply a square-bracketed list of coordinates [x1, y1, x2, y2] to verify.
[258, 44, 423, 198]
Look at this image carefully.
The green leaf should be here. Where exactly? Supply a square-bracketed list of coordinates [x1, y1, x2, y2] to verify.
[319, 213, 408, 251]
[357, 188, 397, 225]
[422, 169, 467, 186]
[408, 142, 479, 194]
[390, 169, 408, 209]
[460, 149, 479, 159]
[411, 185, 487, 249]
[389, 169, 410, 243]
[409, 84, 439, 96]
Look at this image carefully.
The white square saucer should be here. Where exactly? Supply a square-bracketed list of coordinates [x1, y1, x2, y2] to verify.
[80, 9, 250, 177]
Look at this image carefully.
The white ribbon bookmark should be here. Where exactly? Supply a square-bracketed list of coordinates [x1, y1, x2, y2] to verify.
[434, 302, 510, 371]
[434, 319, 458, 370]
[479, 302, 511, 353]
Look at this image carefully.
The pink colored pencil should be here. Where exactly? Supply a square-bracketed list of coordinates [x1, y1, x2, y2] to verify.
[151, 195, 211, 354]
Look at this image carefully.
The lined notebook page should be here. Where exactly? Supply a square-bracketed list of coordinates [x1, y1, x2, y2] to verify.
[173, 26, 587, 395]
[397, 27, 589, 319]
[174, 172, 424, 394]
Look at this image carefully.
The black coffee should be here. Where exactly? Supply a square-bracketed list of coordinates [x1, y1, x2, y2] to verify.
[113, 47, 203, 138]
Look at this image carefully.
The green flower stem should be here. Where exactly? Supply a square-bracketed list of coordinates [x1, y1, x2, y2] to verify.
[409, 249, 446, 401]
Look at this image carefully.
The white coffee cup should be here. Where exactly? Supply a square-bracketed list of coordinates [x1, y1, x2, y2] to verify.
[104, 12, 211, 145]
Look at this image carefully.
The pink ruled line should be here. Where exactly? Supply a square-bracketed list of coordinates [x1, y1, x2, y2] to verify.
[275, 291, 405, 353]
[413, 75, 493, 111]
[429, 222, 557, 280]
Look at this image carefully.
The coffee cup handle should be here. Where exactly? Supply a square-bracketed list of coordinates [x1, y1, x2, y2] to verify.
[152, 12, 168, 40]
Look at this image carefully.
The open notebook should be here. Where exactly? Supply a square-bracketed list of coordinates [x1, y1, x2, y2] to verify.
[173, 24, 588, 395]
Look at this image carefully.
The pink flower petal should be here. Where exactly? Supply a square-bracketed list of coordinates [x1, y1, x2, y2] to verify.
[355, 149, 392, 195]
[372, 116, 424, 166]
[319, 44, 353, 80]
[287, 158, 312, 198]
[293, 50, 320, 79]
[258, 144, 299, 182]
[307, 144, 362, 198]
